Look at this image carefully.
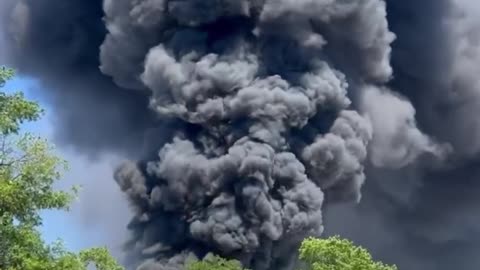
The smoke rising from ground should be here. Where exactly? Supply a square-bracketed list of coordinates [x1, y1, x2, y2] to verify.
[1, 0, 480, 270]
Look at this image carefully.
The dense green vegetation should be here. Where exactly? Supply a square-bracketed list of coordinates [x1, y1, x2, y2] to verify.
[186, 255, 247, 270]
[299, 236, 397, 270]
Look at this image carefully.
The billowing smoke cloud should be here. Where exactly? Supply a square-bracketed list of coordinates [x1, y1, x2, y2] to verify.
[2, 0, 480, 270]
[359, 86, 451, 169]
[325, 1, 480, 270]
[102, 1, 390, 268]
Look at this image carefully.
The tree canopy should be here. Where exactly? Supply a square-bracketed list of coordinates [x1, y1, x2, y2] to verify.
[298, 236, 396, 270]
[0, 67, 123, 270]
[186, 254, 248, 270]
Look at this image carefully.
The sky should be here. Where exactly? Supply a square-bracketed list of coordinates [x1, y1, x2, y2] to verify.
[4, 75, 130, 257]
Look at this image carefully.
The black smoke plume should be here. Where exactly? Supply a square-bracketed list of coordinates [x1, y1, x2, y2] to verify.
[1, 1, 479, 270]
[0, 0, 153, 157]
[324, 1, 480, 270]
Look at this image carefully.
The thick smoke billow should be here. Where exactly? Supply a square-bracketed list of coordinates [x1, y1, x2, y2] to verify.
[3, 0, 480, 270]
[104, 1, 390, 268]
[359, 86, 450, 169]
[325, 1, 480, 270]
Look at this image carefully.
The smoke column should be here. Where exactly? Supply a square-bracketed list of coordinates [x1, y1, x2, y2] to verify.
[102, 1, 398, 268]
[0, 0, 479, 270]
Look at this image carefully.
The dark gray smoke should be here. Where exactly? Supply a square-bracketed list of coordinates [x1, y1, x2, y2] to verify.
[0, 0, 153, 157]
[324, 1, 480, 270]
[103, 1, 394, 268]
[1, 0, 479, 270]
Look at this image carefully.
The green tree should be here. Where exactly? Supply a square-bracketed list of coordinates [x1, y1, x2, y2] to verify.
[186, 254, 248, 270]
[299, 236, 397, 270]
[0, 67, 124, 270]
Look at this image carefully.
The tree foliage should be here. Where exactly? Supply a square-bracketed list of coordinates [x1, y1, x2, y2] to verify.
[0, 67, 123, 270]
[298, 236, 397, 270]
[186, 254, 248, 270]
